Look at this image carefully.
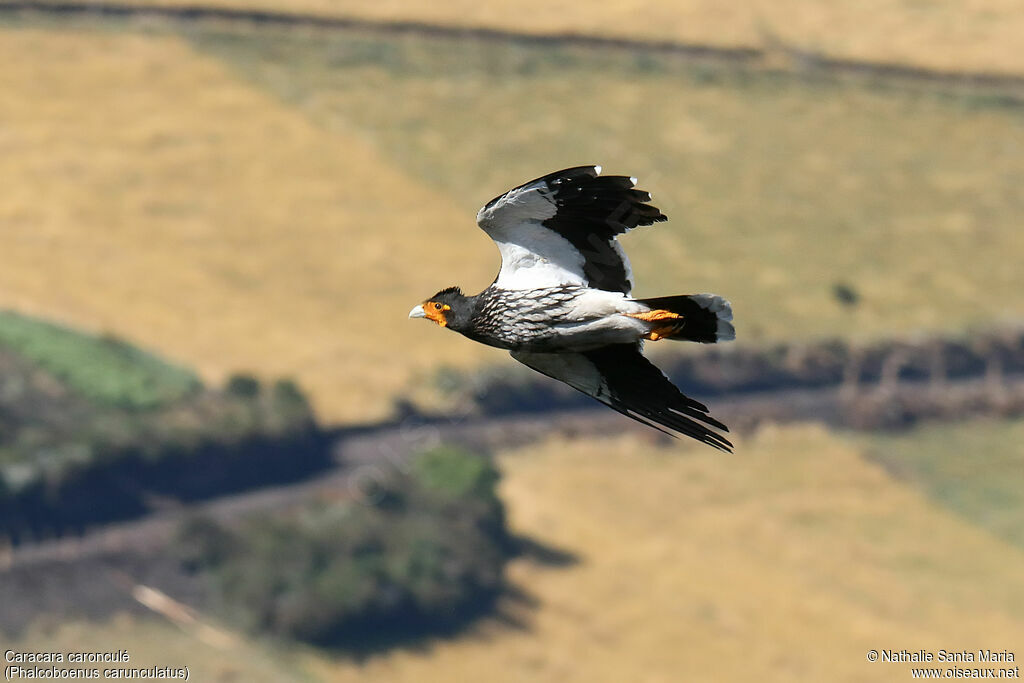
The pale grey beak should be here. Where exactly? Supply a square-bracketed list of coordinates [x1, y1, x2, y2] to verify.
[409, 304, 426, 319]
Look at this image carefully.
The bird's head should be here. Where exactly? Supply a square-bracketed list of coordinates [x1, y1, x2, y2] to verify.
[409, 286, 472, 330]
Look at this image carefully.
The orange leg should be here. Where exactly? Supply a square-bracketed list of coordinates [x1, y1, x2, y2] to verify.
[625, 309, 684, 342]
[645, 326, 676, 341]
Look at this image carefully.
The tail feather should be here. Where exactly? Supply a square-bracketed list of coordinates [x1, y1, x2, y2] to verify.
[633, 294, 734, 343]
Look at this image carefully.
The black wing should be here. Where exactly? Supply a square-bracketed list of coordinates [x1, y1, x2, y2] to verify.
[511, 343, 732, 452]
[476, 165, 667, 294]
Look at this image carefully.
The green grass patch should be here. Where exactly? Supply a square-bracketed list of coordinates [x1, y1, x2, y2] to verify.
[0, 310, 321, 534]
[0, 310, 201, 409]
[412, 445, 500, 501]
[861, 419, 1024, 550]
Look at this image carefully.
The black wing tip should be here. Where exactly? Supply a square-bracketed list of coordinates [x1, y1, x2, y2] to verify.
[707, 438, 734, 454]
[539, 165, 602, 188]
[492, 166, 666, 227]
[555, 164, 603, 178]
[512, 346, 733, 453]
[643, 408, 733, 452]
[583, 344, 732, 453]
[692, 431, 734, 454]
[545, 168, 666, 230]
[482, 165, 602, 212]
[620, 406, 733, 453]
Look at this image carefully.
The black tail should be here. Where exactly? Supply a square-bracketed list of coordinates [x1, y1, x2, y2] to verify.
[634, 294, 735, 343]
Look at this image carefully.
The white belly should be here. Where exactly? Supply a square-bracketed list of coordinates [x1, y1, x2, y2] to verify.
[548, 314, 650, 350]
[548, 290, 650, 349]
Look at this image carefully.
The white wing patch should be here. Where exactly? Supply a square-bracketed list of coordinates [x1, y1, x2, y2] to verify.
[491, 229, 589, 290]
[476, 178, 557, 229]
[478, 179, 590, 290]
[476, 166, 666, 294]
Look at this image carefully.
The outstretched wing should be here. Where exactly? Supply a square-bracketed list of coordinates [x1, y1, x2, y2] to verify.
[511, 344, 732, 452]
[476, 166, 666, 294]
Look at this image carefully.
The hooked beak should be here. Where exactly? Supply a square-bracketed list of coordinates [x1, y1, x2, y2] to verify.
[408, 304, 426, 319]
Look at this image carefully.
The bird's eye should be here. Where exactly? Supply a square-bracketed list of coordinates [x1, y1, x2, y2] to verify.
[433, 302, 443, 310]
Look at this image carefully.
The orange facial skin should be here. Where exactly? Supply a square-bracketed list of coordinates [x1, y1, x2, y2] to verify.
[422, 301, 451, 327]
[625, 309, 684, 341]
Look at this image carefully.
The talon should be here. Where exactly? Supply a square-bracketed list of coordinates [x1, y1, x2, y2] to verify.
[644, 325, 677, 341]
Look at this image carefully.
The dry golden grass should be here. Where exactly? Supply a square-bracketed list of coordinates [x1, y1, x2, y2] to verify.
[13, 0, 1024, 75]
[3, 23, 1023, 423]
[196, 27, 1024, 346]
[13, 423, 1024, 681]
[308, 424, 1024, 682]
[0, 27, 503, 422]
[3, 21, 1024, 425]
[8, 614, 315, 681]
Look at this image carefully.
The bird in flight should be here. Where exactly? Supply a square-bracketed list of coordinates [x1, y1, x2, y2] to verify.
[410, 166, 734, 451]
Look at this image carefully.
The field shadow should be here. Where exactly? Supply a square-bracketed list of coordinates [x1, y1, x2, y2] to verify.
[0, 530, 580, 660]
[511, 533, 581, 568]
[302, 533, 579, 659]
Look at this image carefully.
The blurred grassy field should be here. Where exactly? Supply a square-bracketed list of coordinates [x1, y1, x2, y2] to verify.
[2, 10, 1022, 682]
[192, 25, 1024, 349]
[308, 423, 1024, 682]
[13, 421, 1024, 681]
[0, 310, 200, 409]
[10, 615, 318, 682]
[863, 419, 1024, 551]
[4, 19, 1020, 421]
[10, 0, 1024, 75]
[0, 25, 500, 422]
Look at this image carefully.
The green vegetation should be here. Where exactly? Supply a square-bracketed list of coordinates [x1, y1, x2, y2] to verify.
[178, 445, 511, 648]
[862, 419, 1024, 550]
[411, 444, 500, 500]
[0, 310, 200, 409]
[0, 311, 321, 536]
[226, 372, 262, 399]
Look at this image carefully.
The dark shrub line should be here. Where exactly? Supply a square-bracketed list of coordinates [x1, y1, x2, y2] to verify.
[437, 327, 1024, 416]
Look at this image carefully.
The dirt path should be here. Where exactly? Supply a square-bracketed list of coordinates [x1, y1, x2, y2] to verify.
[6, 373, 1022, 571]
[1, 372, 1021, 630]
